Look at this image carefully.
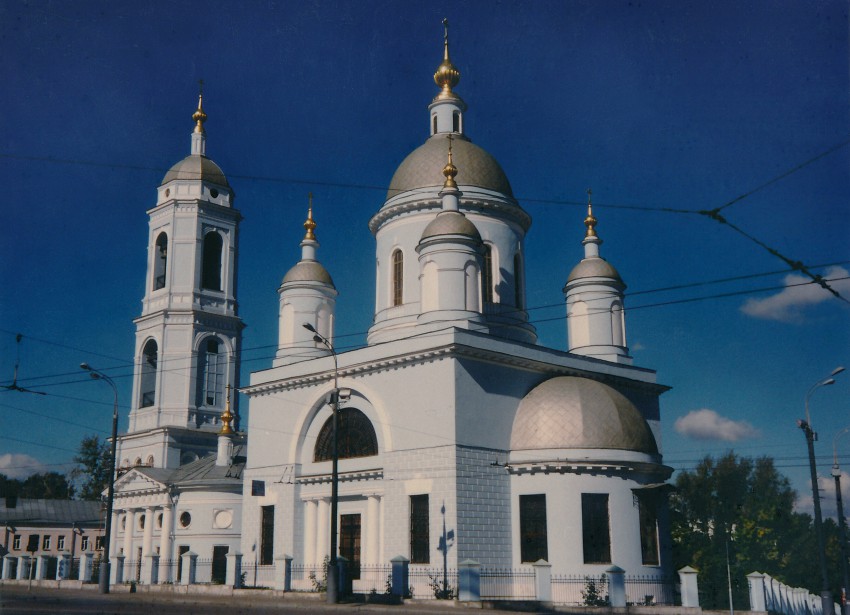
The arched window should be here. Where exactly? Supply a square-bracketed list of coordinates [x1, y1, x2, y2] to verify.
[391, 249, 403, 307]
[452, 111, 460, 133]
[201, 231, 223, 291]
[153, 232, 168, 290]
[482, 245, 494, 303]
[146, 455, 154, 467]
[197, 337, 224, 407]
[432, 115, 438, 135]
[139, 340, 158, 408]
[514, 253, 524, 309]
[314, 408, 378, 462]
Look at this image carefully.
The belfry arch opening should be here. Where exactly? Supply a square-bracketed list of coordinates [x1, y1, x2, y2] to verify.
[202, 231, 223, 291]
[153, 232, 168, 290]
[139, 339, 158, 408]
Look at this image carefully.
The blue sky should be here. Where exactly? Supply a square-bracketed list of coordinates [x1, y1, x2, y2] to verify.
[1, 0, 848, 512]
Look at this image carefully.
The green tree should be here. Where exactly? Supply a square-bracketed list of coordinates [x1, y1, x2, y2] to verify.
[19, 471, 75, 499]
[670, 453, 809, 609]
[72, 435, 111, 501]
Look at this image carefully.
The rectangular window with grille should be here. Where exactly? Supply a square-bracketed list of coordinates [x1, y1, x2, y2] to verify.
[260, 505, 274, 565]
[42, 535, 51, 551]
[410, 494, 430, 563]
[638, 497, 660, 565]
[57, 535, 65, 550]
[519, 494, 548, 562]
[81, 536, 89, 551]
[582, 493, 611, 564]
[13, 535, 20, 550]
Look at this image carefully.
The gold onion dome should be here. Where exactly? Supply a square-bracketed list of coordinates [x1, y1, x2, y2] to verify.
[219, 385, 234, 435]
[442, 138, 458, 189]
[304, 193, 317, 240]
[434, 18, 460, 97]
[584, 188, 598, 238]
[192, 93, 207, 134]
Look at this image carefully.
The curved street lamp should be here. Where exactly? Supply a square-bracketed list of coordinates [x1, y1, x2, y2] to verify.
[302, 323, 340, 604]
[79, 363, 119, 595]
[799, 366, 845, 615]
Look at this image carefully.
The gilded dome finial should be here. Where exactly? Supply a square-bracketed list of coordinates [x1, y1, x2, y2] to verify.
[219, 384, 234, 435]
[442, 134, 458, 189]
[192, 79, 207, 134]
[434, 18, 460, 97]
[303, 192, 317, 240]
[584, 188, 598, 238]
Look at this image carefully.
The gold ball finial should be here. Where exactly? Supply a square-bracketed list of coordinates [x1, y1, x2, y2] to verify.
[442, 134, 458, 189]
[584, 188, 598, 238]
[193, 80, 207, 134]
[219, 384, 234, 435]
[303, 193, 317, 241]
[433, 18, 460, 96]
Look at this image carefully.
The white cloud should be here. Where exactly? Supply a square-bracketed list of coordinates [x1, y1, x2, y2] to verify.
[0, 453, 48, 479]
[740, 266, 850, 323]
[674, 408, 761, 442]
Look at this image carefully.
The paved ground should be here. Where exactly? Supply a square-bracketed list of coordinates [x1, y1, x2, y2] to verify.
[0, 585, 479, 615]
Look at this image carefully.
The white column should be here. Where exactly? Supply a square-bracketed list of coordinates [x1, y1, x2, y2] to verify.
[123, 509, 136, 578]
[303, 500, 317, 565]
[315, 497, 329, 564]
[366, 495, 380, 565]
[159, 505, 173, 581]
[142, 506, 155, 556]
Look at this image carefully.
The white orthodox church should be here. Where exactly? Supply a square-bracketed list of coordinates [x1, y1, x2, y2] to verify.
[104, 25, 673, 589]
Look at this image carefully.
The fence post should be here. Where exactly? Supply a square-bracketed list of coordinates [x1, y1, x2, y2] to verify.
[606, 565, 626, 607]
[114, 555, 125, 584]
[678, 565, 700, 607]
[276, 554, 292, 591]
[181, 551, 197, 585]
[225, 552, 242, 588]
[747, 572, 767, 611]
[57, 553, 72, 580]
[336, 555, 350, 597]
[79, 553, 92, 582]
[391, 555, 409, 598]
[35, 554, 49, 580]
[458, 559, 481, 602]
[532, 559, 552, 603]
[144, 554, 159, 585]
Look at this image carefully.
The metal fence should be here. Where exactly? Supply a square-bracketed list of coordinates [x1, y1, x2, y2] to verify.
[551, 574, 609, 606]
[625, 574, 678, 606]
[158, 558, 178, 584]
[353, 564, 392, 594]
[290, 563, 325, 592]
[480, 567, 536, 600]
[408, 566, 458, 600]
[241, 561, 276, 588]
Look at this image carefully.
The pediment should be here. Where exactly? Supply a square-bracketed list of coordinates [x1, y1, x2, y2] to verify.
[113, 469, 168, 496]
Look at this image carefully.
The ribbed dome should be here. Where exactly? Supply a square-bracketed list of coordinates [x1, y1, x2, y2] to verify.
[282, 261, 334, 287]
[511, 377, 657, 454]
[567, 257, 624, 285]
[421, 211, 481, 241]
[388, 134, 512, 198]
[161, 155, 229, 188]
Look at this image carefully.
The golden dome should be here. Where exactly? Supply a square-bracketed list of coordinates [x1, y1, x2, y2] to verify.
[433, 18, 460, 98]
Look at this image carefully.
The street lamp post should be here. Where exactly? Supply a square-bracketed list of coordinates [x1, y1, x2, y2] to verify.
[833, 426, 850, 615]
[799, 366, 845, 615]
[80, 363, 119, 595]
[302, 323, 340, 604]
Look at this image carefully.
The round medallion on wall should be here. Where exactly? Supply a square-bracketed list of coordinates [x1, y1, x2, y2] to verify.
[179, 511, 191, 528]
[213, 509, 233, 529]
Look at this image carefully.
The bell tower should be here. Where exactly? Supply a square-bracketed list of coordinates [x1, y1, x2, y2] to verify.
[118, 92, 245, 470]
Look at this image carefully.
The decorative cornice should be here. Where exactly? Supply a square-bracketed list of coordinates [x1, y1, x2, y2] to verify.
[369, 194, 531, 233]
[296, 469, 384, 485]
[244, 337, 667, 397]
[506, 459, 673, 479]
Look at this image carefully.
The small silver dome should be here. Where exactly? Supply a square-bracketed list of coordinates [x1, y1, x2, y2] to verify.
[421, 211, 481, 241]
[388, 134, 512, 198]
[511, 376, 657, 454]
[567, 257, 624, 285]
[161, 155, 229, 188]
[281, 261, 335, 287]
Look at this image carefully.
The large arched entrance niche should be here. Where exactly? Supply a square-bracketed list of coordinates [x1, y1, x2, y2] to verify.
[295, 386, 390, 472]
